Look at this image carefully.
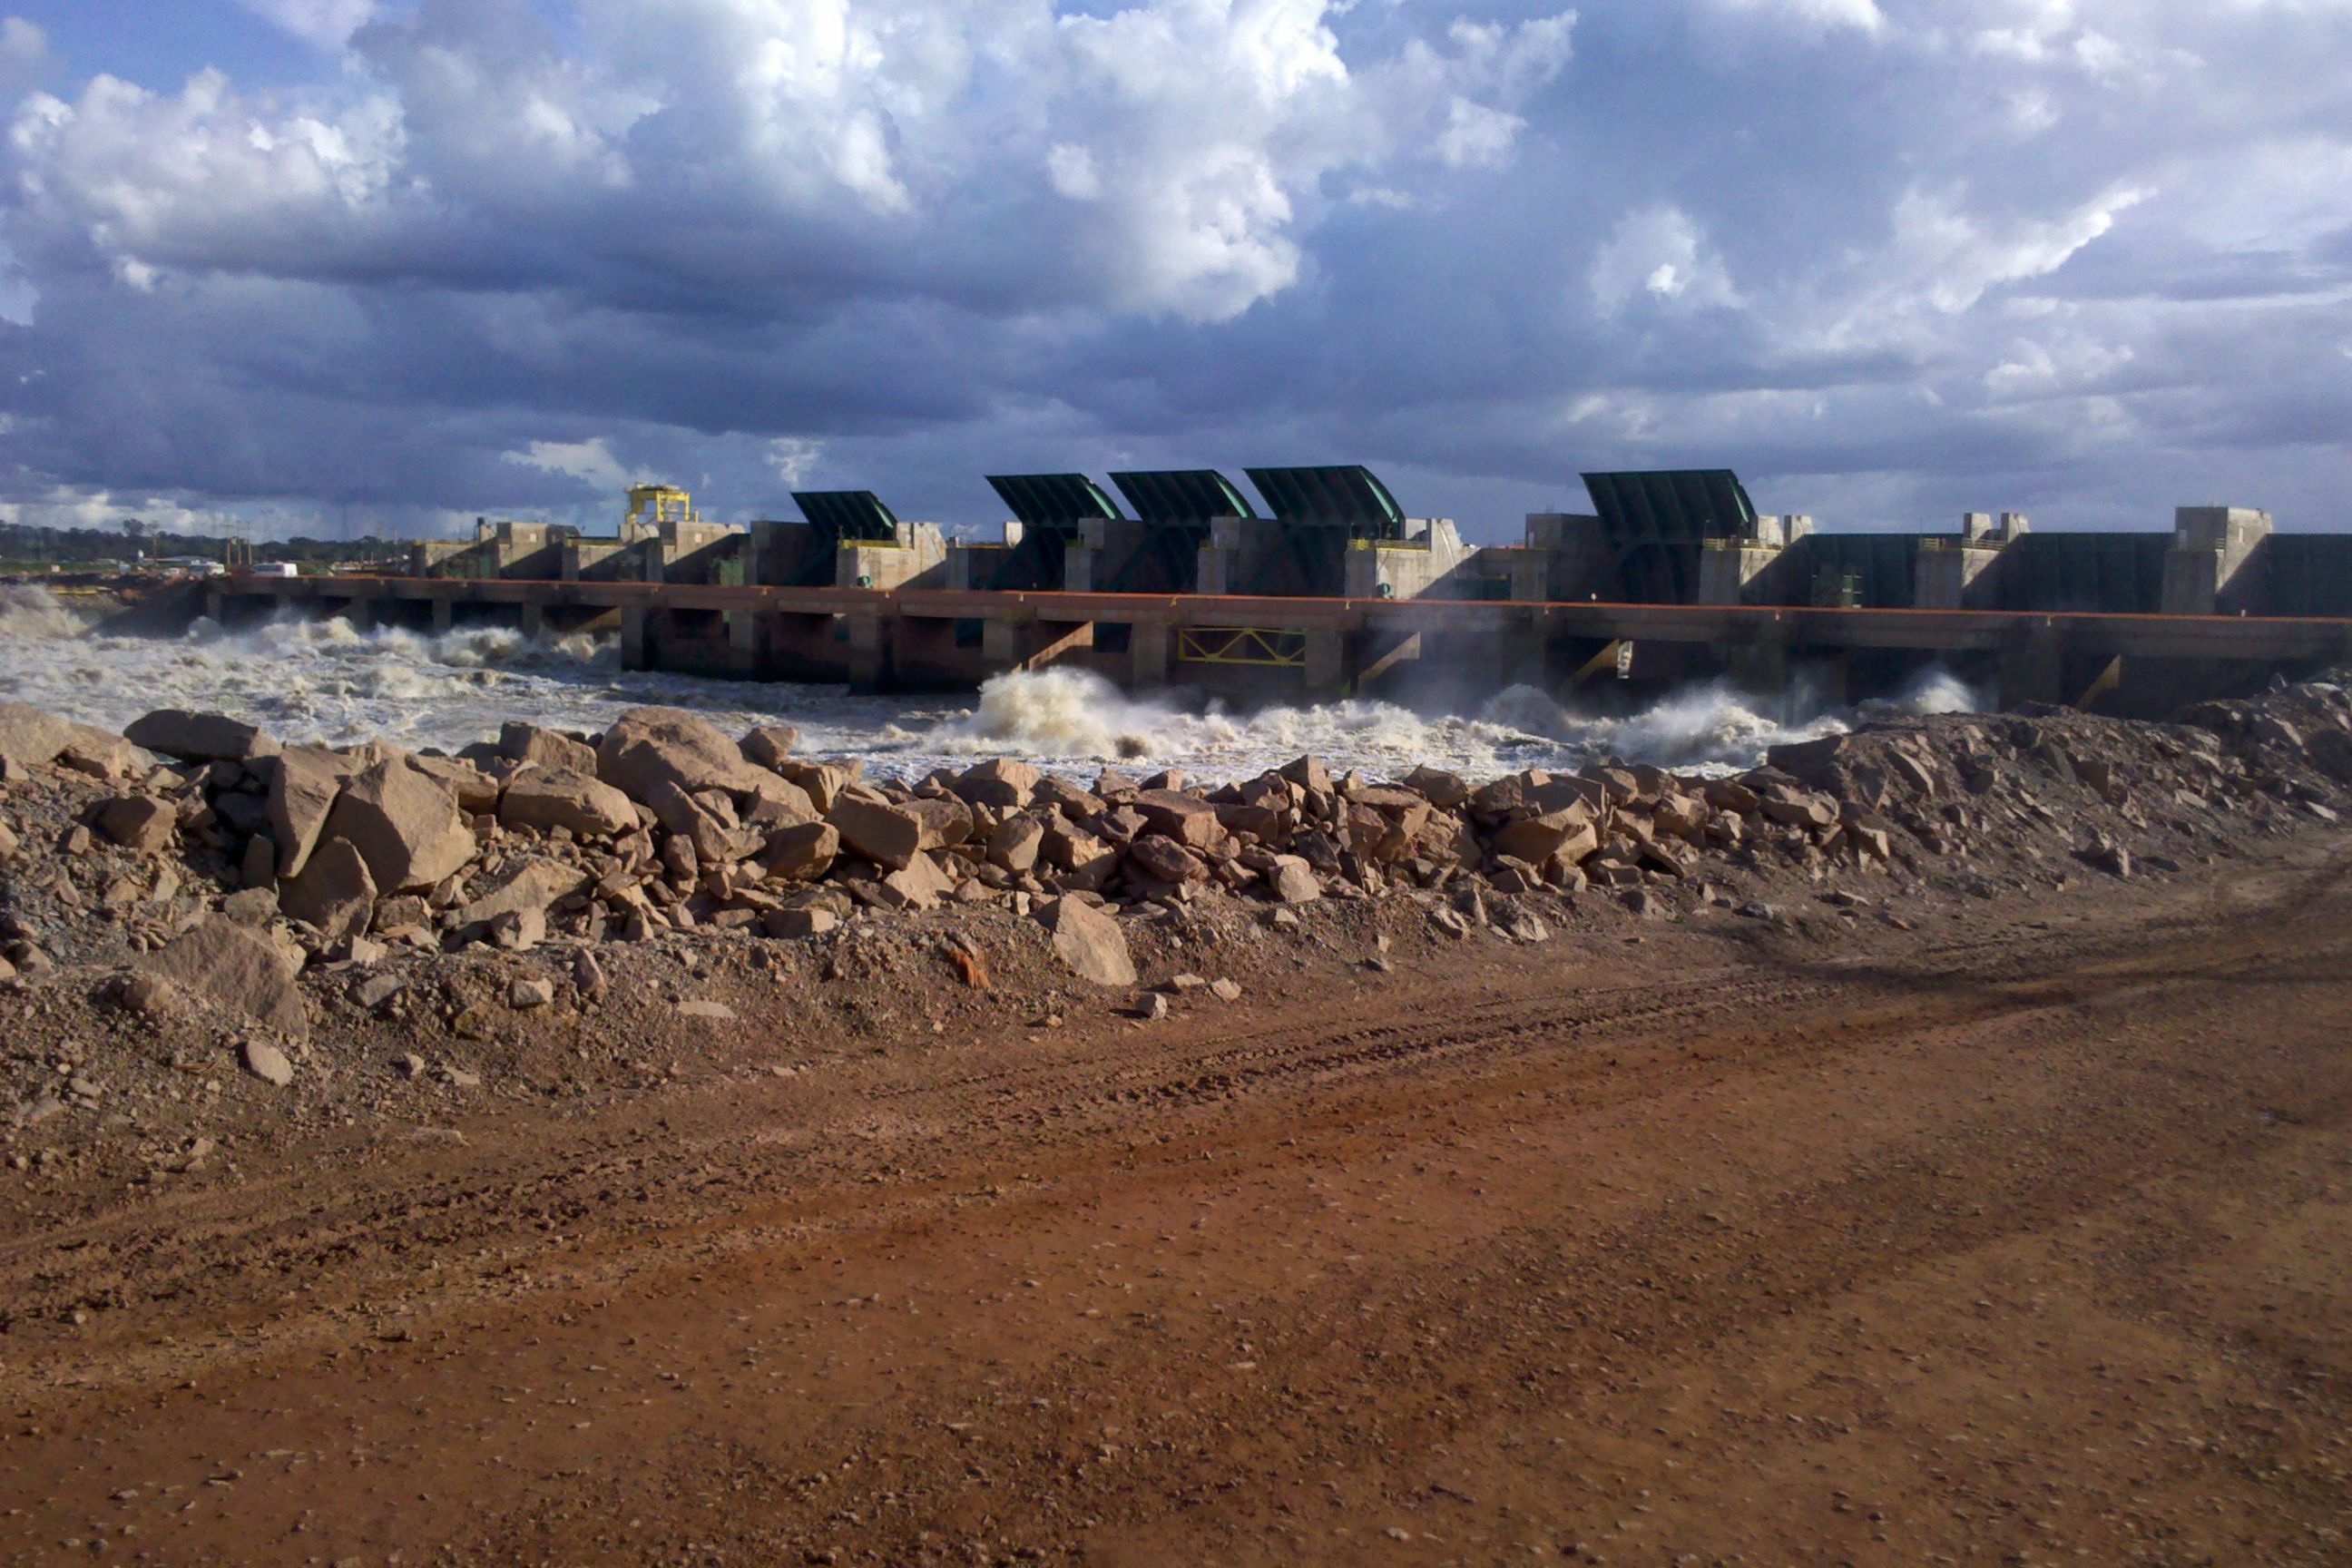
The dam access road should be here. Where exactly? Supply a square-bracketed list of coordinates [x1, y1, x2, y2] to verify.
[2, 835, 2348, 1564]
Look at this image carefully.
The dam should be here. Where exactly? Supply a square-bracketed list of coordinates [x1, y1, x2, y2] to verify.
[198, 467, 2352, 715]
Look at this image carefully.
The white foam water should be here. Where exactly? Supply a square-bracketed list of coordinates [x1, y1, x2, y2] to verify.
[0, 587, 1985, 783]
[0, 585, 101, 642]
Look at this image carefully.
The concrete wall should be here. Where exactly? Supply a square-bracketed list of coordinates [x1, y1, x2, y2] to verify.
[647, 521, 749, 585]
[2162, 506, 2272, 615]
[1067, 519, 1137, 593]
[1194, 517, 1250, 596]
[1198, 517, 1458, 598]
[946, 523, 1024, 591]
[1342, 519, 1484, 598]
[1069, 519, 1209, 594]
[1694, 517, 1813, 606]
[1916, 542, 2005, 609]
[413, 520, 574, 580]
[946, 542, 1014, 590]
[1700, 542, 1790, 605]
[1522, 514, 1609, 600]
[838, 523, 946, 590]
[564, 538, 648, 582]
[748, 521, 828, 587]
[1915, 514, 2032, 610]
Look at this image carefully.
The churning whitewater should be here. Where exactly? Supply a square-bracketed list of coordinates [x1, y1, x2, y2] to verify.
[0, 587, 1979, 781]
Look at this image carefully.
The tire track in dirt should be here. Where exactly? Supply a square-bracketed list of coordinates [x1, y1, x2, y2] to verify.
[5, 847, 2346, 1396]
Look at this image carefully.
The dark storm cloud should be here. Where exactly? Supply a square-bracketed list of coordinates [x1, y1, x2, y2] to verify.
[0, 0, 2347, 542]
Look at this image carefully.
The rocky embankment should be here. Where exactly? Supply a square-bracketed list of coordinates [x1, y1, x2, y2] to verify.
[2, 681, 2349, 1173]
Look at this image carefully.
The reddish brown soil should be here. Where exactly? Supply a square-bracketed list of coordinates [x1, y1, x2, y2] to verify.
[4, 837, 2350, 1566]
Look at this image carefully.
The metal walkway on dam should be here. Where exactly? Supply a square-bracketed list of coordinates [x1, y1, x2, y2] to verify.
[204, 573, 2352, 714]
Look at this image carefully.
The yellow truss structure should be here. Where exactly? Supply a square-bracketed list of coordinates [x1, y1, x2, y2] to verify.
[1175, 627, 1307, 667]
[625, 485, 698, 532]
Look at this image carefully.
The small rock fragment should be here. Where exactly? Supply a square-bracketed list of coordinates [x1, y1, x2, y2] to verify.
[240, 1038, 295, 1087]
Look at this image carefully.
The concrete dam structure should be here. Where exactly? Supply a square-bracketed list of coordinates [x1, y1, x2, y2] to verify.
[209, 468, 2352, 715]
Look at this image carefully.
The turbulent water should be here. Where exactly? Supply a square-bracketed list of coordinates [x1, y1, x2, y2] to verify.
[0, 585, 1982, 783]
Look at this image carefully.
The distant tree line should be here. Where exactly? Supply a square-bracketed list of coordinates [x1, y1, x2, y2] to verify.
[0, 519, 406, 568]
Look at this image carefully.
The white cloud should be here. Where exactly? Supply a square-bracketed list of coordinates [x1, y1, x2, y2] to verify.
[1031, 1, 1573, 318]
[1983, 329, 2133, 398]
[502, 438, 644, 492]
[764, 437, 824, 487]
[1590, 204, 1740, 313]
[1704, 0, 1886, 37]
[1435, 97, 1524, 170]
[4, 69, 406, 283]
[0, 15, 44, 91]
[4, 0, 2351, 540]
[1881, 183, 2150, 315]
[1446, 14, 1576, 100]
[2, 0, 1575, 328]
[1045, 142, 1100, 201]
[236, 0, 376, 50]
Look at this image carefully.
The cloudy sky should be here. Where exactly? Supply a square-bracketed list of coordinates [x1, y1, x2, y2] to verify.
[0, 0, 2347, 543]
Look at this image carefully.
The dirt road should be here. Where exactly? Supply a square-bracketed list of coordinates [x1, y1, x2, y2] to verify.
[5, 839, 2350, 1565]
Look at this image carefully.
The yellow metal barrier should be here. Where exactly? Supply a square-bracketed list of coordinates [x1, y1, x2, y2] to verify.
[1175, 627, 1307, 667]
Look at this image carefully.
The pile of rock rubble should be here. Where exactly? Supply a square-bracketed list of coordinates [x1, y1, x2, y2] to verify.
[2, 678, 2349, 1049]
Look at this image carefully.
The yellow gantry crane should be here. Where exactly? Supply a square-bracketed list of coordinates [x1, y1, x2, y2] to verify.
[624, 485, 697, 533]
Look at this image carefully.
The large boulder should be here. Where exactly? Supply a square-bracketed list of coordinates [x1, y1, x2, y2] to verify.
[874, 849, 957, 911]
[406, 753, 500, 813]
[762, 821, 839, 881]
[58, 726, 156, 781]
[987, 813, 1045, 874]
[739, 724, 800, 769]
[1400, 765, 1470, 808]
[1759, 789, 1838, 830]
[1132, 789, 1222, 850]
[828, 793, 926, 870]
[1279, 756, 1332, 795]
[1035, 896, 1136, 986]
[316, 760, 476, 893]
[596, 706, 775, 807]
[1764, 732, 1867, 793]
[1347, 787, 1434, 858]
[95, 795, 178, 855]
[1467, 773, 1534, 821]
[954, 759, 1041, 810]
[743, 777, 820, 828]
[0, 702, 78, 770]
[454, 857, 588, 931]
[1701, 778, 1760, 814]
[499, 721, 598, 775]
[1525, 776, 1608, 817]
[905, 793, 975, 849]
[648, 779, 739, 864]
[269, 746, 358, 879]
[776, 760, 856, 813]
[1268, 858, 1321, 903]
[1652, 793, 1710, 841]
[499, 768, 636, 838]
[279, 838, 377, 948]
[1033, 775, 1103, 816]
[1127, 833, 1209, 885]
[1492, 809, 1598, 866]
[140, 917, 308, 1041]
[122, 709, 280, 764]
[1042, 818, 1119, 890]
